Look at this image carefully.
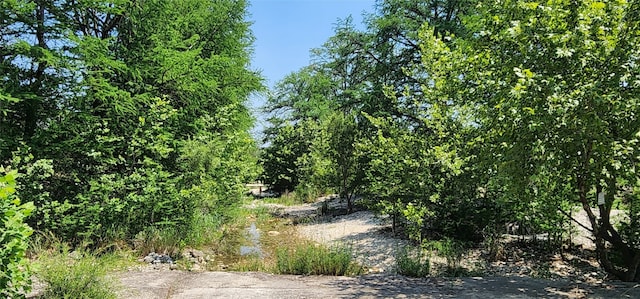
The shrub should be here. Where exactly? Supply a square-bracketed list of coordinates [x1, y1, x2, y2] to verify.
[425, 238, 470, 277]
[0, 169, 34, 298]
[395, 246, 430, 277]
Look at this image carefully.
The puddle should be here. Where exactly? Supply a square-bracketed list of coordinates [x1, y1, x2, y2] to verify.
[240, 222, 263, 257]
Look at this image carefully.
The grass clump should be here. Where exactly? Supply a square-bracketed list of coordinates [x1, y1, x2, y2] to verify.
[35, 245, 117, 299]
[395, 246, 430, 277]
[275, 242, 363, 276]
[425, 238, 471, 277]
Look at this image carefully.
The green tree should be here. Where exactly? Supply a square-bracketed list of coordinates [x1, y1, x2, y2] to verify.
[325, 112, 362, 212]
[427, 0, 640, 281]
[1, 0, 261, 245]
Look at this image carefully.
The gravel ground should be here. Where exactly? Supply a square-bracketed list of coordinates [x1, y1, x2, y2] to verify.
[298, 210, 408, 273]
[275, 197, 637, 284]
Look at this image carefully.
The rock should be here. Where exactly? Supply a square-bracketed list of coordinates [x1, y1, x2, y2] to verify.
[68, 250, 82, 260]
[183, 249, 205, 261]
[159, 255, 173, 263]
[191, 249, 205, 258]
[170, 263, 179, 270]
[143, 256, 155, 263]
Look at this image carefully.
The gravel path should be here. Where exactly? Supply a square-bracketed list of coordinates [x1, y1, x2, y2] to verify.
[298, 210, 408, 273]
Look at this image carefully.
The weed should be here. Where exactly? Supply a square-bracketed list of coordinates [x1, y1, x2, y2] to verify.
[395, 246, 430, 277]
[531, 262, 553, 279]
[132, 226, 183, 257]
[35, 245, 117, 299]
[274, 242, 363, 276]
[231, 255, 267, 272]
[260, 193, 306, 206]
[425, 238, 466, 270]
[185, 212, 225, 246]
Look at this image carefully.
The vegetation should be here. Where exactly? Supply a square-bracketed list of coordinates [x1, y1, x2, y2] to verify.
[1, 0, 639, 293]
[261, 0, 640, 282]
[395, 246, 431, 278]
[0, 170, 34, 297]
[275, 242, 363, 276]
[1, 0, 260, 245]
[35, 246, 120, 299]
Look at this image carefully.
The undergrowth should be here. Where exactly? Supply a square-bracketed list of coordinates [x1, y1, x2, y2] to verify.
[35, 244, 119, 299]
[275, 242, 363, 276]
[396, 246, 431, 277]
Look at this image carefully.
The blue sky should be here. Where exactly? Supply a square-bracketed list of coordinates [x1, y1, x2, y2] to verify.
[247, 0, 376, 136]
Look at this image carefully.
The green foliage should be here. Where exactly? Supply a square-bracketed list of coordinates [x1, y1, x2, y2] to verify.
[395, 246, 431, 277]
[424, 238, 467, 275]
[275, 242, 363, 276]
[418, 0, 640, 281]
[36, 246, 117, 299]
[132, 227, 183, 257]
[1, 0, 261, 248]
[0, 169, 34, 298]
[260, 121, 318, 193]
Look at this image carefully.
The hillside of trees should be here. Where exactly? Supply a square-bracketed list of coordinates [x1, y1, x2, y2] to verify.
[260, 0, 640, 282]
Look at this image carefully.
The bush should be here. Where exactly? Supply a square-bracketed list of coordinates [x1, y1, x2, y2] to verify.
[13, 153, 194, 246]
[425, 238, 470, 277]
[395, 246, 430, 277]
[275, 242, 363, 276]
[0, 169, 34, 298]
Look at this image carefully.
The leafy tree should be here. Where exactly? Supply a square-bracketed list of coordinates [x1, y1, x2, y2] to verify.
[1, 0, 261, 245]
[261, 0, 475, 218]
[260, 121, 317, 194]
[325, 112, 362, 212]
[425, 0, 640, 281]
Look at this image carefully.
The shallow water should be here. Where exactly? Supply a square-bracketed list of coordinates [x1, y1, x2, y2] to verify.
[240, 222, 262, 257]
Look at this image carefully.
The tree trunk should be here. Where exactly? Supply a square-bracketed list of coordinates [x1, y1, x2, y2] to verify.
[577, 169, 640, 281]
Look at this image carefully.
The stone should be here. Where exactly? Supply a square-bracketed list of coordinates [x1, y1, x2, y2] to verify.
[143, 256, 155, 263]
[190, 249, 205, 258]
[159, 255, 173, 263]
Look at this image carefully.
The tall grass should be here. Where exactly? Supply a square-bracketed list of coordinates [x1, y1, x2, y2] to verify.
[132, 226, 183, 257]
[35, 245, 117, 299]
[275, 242, 363, 276]
[395, 246, 431, 277]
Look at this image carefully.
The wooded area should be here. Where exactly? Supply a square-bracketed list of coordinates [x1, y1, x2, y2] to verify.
[260, 0, 640, 282]
[1, 0, 640, 296]
[1, 0, 261, 295]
